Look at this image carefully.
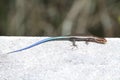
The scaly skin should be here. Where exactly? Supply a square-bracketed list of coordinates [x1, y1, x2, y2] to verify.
[7, 36, 107, 54]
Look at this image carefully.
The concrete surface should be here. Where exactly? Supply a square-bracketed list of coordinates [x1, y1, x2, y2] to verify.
[0, 36, 120, 80]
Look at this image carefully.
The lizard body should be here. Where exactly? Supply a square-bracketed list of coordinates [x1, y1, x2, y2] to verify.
[7, 36, 107, 54]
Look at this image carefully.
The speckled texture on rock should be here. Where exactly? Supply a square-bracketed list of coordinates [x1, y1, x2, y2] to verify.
[0, 37, 120, 80]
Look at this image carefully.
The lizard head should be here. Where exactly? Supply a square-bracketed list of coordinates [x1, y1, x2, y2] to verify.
[94, 38, 107, 44]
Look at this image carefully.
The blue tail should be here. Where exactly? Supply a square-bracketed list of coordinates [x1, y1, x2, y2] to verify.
[7, 37, 59, 54]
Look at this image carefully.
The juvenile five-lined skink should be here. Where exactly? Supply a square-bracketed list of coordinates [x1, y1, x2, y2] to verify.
[7, 36, 107, 54]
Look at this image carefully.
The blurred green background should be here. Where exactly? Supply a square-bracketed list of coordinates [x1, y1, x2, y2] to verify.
[0, 0, 120, 37]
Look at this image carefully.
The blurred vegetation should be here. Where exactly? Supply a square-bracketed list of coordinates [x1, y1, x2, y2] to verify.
[0, 0, 120, 37]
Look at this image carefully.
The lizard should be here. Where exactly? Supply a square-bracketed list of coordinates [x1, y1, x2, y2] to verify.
[6, 36, 107, 54]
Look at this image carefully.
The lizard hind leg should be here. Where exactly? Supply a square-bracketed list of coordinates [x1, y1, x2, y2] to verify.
[85, 41, 89, 45]
[69, 38, 78, 49]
